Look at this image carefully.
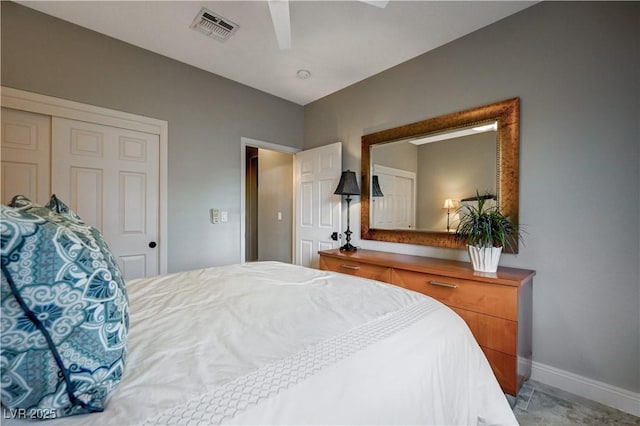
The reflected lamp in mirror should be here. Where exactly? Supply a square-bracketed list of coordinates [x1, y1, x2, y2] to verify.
[371, 175, 384, 197]
[443, 199, 456, 232]
[334, 170, 360, 252]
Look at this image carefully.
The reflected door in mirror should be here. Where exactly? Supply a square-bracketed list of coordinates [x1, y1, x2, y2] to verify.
[371, 165, 415, 229]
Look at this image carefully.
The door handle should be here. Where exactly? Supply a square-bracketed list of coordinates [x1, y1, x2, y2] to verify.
[148, 241, 157, 248]
[330, 232, 339, 241]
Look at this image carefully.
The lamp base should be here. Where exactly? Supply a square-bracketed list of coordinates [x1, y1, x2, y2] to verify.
[339, 197, 356, 252]
[339, 242, 358, 252]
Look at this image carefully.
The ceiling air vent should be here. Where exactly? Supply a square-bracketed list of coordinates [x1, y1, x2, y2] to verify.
[190, 8, 239, 42]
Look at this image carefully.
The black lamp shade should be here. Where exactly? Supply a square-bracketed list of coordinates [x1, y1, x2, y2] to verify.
[334, 170, 360, 196]
[371, 175, 384, 197]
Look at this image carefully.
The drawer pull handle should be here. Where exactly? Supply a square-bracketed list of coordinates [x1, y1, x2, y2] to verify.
[429, 280, 457, 289]
[340, 264, 361, 270]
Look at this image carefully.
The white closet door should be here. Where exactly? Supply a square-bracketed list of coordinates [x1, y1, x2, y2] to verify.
[1, 108, 51, 205]
[52, 117, 160, 280]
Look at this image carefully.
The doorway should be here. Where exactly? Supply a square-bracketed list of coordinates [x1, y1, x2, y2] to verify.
[241, 138, 297, 263]
[240, 138, 343, 267]
[245, 146, 259, 261]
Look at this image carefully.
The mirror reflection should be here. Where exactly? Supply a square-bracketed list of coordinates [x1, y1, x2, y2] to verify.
[360, 97, 520, 252]
[370, 122, 497, 232]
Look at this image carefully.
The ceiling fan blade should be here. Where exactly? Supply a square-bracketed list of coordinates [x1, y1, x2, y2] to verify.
[360, 0, 389, 8]
[268, 0, 291, 50]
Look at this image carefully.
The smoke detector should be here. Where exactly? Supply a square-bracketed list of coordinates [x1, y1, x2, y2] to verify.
[190, 8, 239, 42]
[296, 70, 311, 80]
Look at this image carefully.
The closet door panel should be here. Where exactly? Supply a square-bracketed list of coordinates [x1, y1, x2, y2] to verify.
[52, 117, 160, 280]
[0, 108, 51, 205]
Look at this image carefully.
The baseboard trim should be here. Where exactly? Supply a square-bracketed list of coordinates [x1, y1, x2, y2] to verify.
[531, 361, 640, 417]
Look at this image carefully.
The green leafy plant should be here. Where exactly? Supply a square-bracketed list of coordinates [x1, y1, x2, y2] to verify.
[454, 192, 521, 251]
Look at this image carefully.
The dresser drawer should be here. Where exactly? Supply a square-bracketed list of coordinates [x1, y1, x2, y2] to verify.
[390, 269, 518, 321]
[482, 347, 517, 396]
[451, 307, 517, 355]
[319, 256, 391, 282]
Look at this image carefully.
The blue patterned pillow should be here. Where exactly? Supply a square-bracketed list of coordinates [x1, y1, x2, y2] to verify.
[0, 196, 129, 419]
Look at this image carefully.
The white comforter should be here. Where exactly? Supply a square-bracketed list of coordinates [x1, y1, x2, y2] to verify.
[16, 262, 517, 425]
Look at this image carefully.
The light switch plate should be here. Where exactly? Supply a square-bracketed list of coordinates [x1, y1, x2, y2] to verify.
[210, 208, 220, 224]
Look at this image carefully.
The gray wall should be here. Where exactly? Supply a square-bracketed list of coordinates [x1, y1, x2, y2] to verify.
[305, 2, 640, 393]
[416, 132, 496, 230]
[371, 140, 418, 173]
[0, 1, 304, 272]
[258, 149, 293, 263]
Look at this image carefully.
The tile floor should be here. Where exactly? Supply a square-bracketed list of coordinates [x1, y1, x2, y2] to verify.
[513, 380, 640, 425]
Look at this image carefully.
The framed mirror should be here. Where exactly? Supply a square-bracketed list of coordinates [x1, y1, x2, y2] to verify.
[361, 97, 520, 253]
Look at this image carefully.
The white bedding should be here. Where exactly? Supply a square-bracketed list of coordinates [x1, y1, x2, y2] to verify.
[13, 261, 517, 425]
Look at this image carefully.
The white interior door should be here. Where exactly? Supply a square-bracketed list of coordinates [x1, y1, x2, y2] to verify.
[371, 164, 416, 229]
[52, 117, 160, 280]
[1, 108, 51, 205]
[294, 142, 342, 268]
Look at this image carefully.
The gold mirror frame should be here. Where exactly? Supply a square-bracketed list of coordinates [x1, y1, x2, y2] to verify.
[361, 97, 520, 253]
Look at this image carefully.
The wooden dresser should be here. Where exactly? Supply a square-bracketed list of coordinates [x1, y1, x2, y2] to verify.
[318, 248, 535, 396]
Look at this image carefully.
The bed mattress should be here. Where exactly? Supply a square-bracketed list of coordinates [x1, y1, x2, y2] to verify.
[5, 261, 517, 425]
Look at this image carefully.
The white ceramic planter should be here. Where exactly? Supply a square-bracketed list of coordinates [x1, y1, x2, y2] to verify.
[467, 245, 502, 273]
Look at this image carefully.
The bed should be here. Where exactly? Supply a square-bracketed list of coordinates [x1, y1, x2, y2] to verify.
[1, 198, 517, 425]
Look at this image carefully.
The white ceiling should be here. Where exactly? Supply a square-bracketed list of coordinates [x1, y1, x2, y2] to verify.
[19, 1, 535, 105]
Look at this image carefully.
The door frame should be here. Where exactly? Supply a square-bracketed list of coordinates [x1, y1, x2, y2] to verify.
[1, 86, 169, 275]
[240, 137, 300, 264]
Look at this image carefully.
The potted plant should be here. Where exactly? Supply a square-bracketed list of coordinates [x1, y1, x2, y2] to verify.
[454, 192, 521, 273]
